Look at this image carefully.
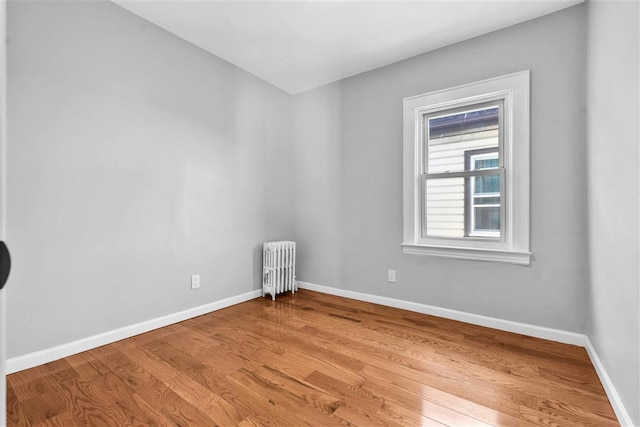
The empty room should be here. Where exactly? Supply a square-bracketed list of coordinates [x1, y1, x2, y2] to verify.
[0, 0, 638, 425]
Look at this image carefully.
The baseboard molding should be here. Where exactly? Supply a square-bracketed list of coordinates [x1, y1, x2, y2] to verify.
[6, 289, 263, 374]
[584, 337, 635, 427]
[298, 281, 636, 426]
[297, 281, 585, 346]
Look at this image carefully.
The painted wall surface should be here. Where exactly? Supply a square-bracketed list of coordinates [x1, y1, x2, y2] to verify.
[585, 1, 640, 425]
[292, 85, 343, 288]
[6, 0, 292, 358]
[292, 5, 588, 332]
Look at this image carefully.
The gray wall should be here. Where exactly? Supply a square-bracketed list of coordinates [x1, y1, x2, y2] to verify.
[7, 0, 293, 358]
[292, 85, 344, 288]
[585, 1, 639, 425]
[292, 5, 588, 333]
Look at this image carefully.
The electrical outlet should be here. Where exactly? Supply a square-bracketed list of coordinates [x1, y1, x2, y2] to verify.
[191, 274, 200, 289]
[388, 269, 396, 283]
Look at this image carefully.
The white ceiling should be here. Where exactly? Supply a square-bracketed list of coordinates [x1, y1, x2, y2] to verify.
[112, 0, 583, 94]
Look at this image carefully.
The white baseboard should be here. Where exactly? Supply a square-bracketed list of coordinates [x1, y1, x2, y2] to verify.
[297, 281, 585, 346]
[584, 337, 635, 427]
[6, 289, 263, 374]
[298, 281, 636, 426]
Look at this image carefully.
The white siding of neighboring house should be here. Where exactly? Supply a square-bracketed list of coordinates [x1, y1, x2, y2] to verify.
[425, 129, 498, 238]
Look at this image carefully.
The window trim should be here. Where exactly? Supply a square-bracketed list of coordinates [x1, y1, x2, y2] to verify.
[402, 71, 531, 265]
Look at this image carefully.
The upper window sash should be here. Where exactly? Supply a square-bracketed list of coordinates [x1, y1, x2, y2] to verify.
[422, 99, 504, 177]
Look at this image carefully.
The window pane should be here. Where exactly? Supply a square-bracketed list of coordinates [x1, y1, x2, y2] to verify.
[474, 174, 500, 193]
[474, 196, 500, 205]
[427, 105, 499, 174]
[474, 158, 498, 170]
[425, 174, 502, 239]
[474, 206, 500, 231]
[425, 177, 465, 238]
[470, 172, 501, 238]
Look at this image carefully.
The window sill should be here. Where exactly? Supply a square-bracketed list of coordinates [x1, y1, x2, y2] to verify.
[401, 243, 531, 265]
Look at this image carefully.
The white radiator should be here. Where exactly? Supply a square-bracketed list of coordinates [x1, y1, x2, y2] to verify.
[263, 241, 296, 300]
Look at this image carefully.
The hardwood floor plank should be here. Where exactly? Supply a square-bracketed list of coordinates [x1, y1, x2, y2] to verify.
[376, 400, 448, 427]
[333, 404, 405, 427]
[134, 379, 216, 426]
[159, 329, 246, 376]
[9, 370, 56, 403]
[359, 365, 537, 427]
[89, 346, 157, 389]
[63, 351, 112, 382]
[6, 381, 31, 427]
[237, 415, 267, 427]
[112, 391, 175, 427]
[306, 363, 483, 427]
[35, 359, 79, 384]
[251, 364, 344, 415]
[304, 370, 385, 413]
[7, 290, 618, 427]
[50, 382, 124, 427]
[229, 369, 339, 426]
[17, 383, 66, 426]
[163, 373, 248, 426]
[128, 335, 307, 426]
[30, 411, 76, 427]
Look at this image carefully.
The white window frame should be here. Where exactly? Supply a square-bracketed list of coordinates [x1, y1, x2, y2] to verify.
[402, 71, 531, 265]
[469, 151, 500, 238]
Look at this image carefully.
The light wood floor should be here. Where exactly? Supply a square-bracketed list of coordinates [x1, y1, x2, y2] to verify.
[7, 289, 618, 426]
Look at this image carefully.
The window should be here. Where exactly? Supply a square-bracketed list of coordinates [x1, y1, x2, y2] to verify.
[424, 103, 502, 240]
[402, 71, 530, 265]
[467, 149, 500, 238]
